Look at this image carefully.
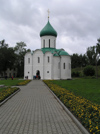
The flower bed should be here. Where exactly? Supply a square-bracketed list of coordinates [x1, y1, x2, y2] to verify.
[17, 80, 31, 86]
[0, 87, 19, 103]
[43, 80, 100, 134]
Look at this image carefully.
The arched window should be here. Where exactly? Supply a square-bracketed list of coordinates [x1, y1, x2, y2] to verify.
[43, 40, 45, 48]
[63, 63, 65, 69]
[49, 39, 50, 48]
[38, 57, 40, 63]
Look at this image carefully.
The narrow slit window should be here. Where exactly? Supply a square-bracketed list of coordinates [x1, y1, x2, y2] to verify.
[48, 56, 50, 63]
[63, 63, 65, 69]
[28, 58, 30, 64]
[38, 57, 40, 63]
[43, 40, 45, 48]
[49, 39, 50, 48]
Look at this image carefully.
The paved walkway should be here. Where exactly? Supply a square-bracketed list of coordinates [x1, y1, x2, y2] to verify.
[0, 80, 83, 134]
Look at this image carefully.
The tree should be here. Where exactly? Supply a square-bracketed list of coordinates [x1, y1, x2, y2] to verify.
[71, 53, 88, 68]
[81, 54, 88, 67]
[71, 54, 80, 68]
[95, 39, 100, 77]
[14, 42, 31, 77]
[86, 39, 100, 78]
[96, 38, 100, 60]
[0, 40, 16, 74]
[86, 46, 96, 65]
[0, 39, 8, 48]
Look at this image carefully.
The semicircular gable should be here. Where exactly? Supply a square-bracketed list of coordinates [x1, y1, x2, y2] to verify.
[33, 49, 43, 56]
[44, 51, 52, 56]
[25, 52, 31, 56]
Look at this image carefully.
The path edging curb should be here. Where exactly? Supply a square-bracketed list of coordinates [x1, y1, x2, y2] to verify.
[43, 82, 90, 134]
[0, 89, 20, 106]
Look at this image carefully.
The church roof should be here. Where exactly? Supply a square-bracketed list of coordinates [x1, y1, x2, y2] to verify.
[40, 20, 57, 37]
[59, 51, 69, 56]
[41, 48, 69, 56]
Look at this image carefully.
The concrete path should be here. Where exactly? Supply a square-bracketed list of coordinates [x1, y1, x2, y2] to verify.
[0, 80, 83, 134]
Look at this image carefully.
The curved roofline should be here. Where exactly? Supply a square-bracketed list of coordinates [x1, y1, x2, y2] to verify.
[40, 20, 57, 37]
[33, 49, 43, 54]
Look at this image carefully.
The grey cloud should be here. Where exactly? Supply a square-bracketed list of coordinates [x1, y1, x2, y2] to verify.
[0, 0, 100, 55]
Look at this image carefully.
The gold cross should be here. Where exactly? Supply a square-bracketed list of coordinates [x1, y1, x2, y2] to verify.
[47, 9, 50, 19]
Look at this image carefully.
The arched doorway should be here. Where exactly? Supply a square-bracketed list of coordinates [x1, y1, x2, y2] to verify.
[36, 70, 40, 79]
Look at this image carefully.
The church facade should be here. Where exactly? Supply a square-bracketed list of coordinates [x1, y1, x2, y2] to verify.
[24, 19, 71, 80]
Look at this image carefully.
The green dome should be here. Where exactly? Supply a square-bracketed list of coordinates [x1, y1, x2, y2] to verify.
[59, 51, 69, 56]
[40, 20, 57, 37]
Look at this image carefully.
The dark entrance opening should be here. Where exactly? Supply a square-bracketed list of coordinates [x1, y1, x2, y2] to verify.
[36, 70, 41, 79]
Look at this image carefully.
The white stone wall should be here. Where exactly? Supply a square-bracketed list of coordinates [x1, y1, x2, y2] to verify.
[53, 56, 61, 79]
[41, 36, 56, 48]
[61, 56, 71, 79]
[24, 51, 71, 80]
[44, 52, 53, 79]
[32, 50, 44, 79]
[24, 52, 33, 79]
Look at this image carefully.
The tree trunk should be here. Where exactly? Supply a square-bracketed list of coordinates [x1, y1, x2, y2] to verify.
[95, 60, 98, 79]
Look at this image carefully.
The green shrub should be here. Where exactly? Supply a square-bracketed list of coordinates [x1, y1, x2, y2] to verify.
[72, 71, 80, 77]
[83, 66, 95, 76]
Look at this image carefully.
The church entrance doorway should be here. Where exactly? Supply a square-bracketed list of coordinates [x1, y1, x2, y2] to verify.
[36, 70, 41, 79]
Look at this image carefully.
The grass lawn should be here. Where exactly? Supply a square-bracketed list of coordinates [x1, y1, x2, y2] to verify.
[0, 78, 30, 86]
[49, 78, 100, 105]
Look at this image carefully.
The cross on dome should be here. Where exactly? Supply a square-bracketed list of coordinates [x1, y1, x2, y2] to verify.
[47, 9, 50, 19]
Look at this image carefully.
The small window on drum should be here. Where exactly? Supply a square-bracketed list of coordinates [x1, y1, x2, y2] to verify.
[49, 39, 50, 48]
[43, 40, 45, 48]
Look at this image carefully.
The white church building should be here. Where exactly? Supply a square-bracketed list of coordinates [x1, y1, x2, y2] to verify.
[24, 18, 71, 80]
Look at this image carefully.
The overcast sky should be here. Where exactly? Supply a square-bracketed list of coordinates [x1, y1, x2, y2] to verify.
[0, 0, 100, 55]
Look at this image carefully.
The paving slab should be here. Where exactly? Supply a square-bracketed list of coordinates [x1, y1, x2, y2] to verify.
[0, 80, 85, 134]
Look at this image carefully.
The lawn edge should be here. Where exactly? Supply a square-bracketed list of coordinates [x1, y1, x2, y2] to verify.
[0, 88, 20, 106]
[43, 81, 90, 134]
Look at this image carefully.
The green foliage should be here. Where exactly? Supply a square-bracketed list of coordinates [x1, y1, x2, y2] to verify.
[0, 40, 31, 77]
[71, 38, 100, 70]
[71, 53, 88, 68]
[83, 66, 95, 76]
[72, 65, 100, 77]
[0, 40, 16, 72]
[14, 42, 31, 77]
[71, 71, 80, 77]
